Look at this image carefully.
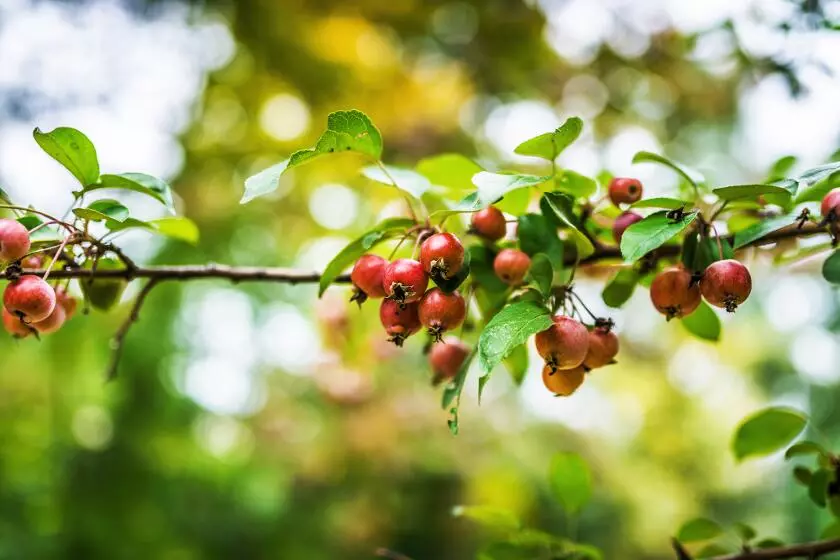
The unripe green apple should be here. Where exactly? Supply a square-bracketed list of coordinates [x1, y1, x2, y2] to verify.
[80, 257, 128, 311]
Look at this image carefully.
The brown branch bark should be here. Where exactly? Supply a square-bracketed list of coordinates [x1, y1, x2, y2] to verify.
[707, 537, 840, 560]
[106, 279, 161, 381]
[0, 222, 827, 284]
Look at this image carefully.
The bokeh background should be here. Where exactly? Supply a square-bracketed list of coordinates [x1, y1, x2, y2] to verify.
[2, 0, 840, 558]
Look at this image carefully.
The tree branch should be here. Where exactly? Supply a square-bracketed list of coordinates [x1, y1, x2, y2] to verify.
[0, 222, 827, 285]
[106, 279, 161, 381]
[708, 537, 840, 560]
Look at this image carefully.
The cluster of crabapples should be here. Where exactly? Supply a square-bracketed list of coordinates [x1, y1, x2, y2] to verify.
[0, 219, 78, 338]
[608, 177, 755, 317]
[348, 205, 619, 397]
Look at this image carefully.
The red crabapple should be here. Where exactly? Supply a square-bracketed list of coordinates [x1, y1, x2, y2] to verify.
[470, 207, 507, 241]
[493, 249, 531, 286]
[613, 212, 643, 243]
[429, 337, 470, 383]
[55, 288, 77, 320]
[608, 177, 643, 206]
[700, 259, 752, 313]
[821, 188, 840, 219]
[2, 308, 33, 338]
[535, 315, 590, 372]
[350, 254, 387, 304]
[379, 298, 421, 347]
[418, 288, 467, 341]
[32, 304, 66, 335]
[382, 258, 429, 305]
[542, 364, 586, 396]
[0, 219, 31, 263]
[3, 275, 56, 323]
[649, 266, 701, 320]
[420, 232, 464, 280]
[583, 327, 619, 369]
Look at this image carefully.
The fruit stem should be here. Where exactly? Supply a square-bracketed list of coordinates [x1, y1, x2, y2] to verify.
[0, 205, 78, 233]
[569, 290, 598, 322]
[711, 224, 724, 260]
[374, 160, 422, 223]
[41, 235, 73, 282]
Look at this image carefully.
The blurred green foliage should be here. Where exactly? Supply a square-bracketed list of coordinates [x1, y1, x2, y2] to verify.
[1, 1, 840, 559]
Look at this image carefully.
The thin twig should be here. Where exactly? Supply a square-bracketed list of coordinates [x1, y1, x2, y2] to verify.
[0, 221, 827, 285]
[706, 537, 840, 560]
[41, 235, 72, 282]
[106, 278, 161, 381]
[374, 160, 420, 222]
[0, 205, 78, 233]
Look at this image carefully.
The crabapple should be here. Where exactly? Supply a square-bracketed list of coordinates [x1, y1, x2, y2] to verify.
[379, 298, 421, 347]
[535, 315, 590, 372]
[32, 304, 66, 335]
[420, 232, 464, 280]
[350, 254, 387, 304]
[493, 249, 531, 286]
[821, 188, 840, 219]
[700, 259, 752, 312]
[583, 327, 619, 369]
[613, 212, 643, 243]
[2, 308, 33, 338]
[418, 288, 466, 341]
[428, 337, 470, 382]
[382, 258, 429, 305]
[0, 219, 31, 263]
[470, 207, 507, 241]
[55, 288, 77, 320]
[3, 275, 56, 323]
[80, 258, 128, 311]
[649, 266, 701, 320]
[542, 364, 586, 396]
[608, 177, 643, 206]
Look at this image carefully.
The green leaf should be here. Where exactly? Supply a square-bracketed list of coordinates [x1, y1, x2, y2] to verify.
[821, 521, 840, 539]
[555, 170, 597, 199]
[468, 245, 509, 294]
[442, 350, 476, 436]
[478, 301, 552, 375]
[733, 523, 757, 542]
[713, 183, 793, 201]
[33, 126, 100, 186]
[632, 151, 704, 188]
[514, 117, 583, 161]
[472, 172, 550, 208]
[785, 441, 829, 460]
[681, 301, 721, 341]
[452, 505, 520, 534]
[766, 155, 798, 181]
[793, 162, 840, 203]
[517, 213, 564, 271]
[101, 216, 200, 245]
[620, 210, 697, 263]
[494, 186, 532, 216]
[823, 250, 840, 284]
[147, 217, 200, 245]
[548, 452, 592, 514]
[755, 538, 784, 549]
[526, 253, 553, 297]
[733, 213, 797, 249]
[92, 173, 175, 213]
[286, 109, 382, 171]
[73, 199, 129, 222]
[602, 268, 639, 308]
[688, 235, 733, 272]
[416, 154, 483, 194]
[794, 466, 813, 486]
[631, 197, 691, 210]
[241, 160, 288, 204]
[503, 344, 528, 386]
[361, 165, 431, 199]
[810, 469, 830, 507]
[0, 186, 13, 204]
[676, 518, 723, 543]
[317, 217, 415, 296]
[541, 192, 595, 259]
[732, 407, 808, 461]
